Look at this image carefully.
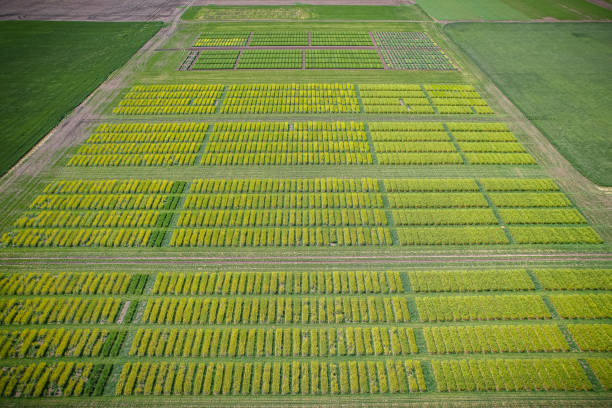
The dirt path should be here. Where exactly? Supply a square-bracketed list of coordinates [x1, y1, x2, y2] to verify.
[1, 253, 611, 266]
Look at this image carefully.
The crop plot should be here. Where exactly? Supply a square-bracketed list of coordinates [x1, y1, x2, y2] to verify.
[192, 50, 240, 70]
[112, 83, 493, 115]
[249, 32, 309, 46]
[305, 50, 382, 69]
[360, 84, 494, 114]
[1, 177, 602, 247]
[0, 266, 608, 400]
[373, 32, 455, 70]
[237, 50, 302, 69]
[194, 32, 250, 47]
[111, 85, 223, 115]
[183, 32, 455, 71]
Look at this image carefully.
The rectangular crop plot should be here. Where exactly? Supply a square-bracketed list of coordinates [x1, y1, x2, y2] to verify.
[310, 32, 373, 46]
[359, 84, 493, 114]
[424, 325, 569, 354]
[1, 177, 602, 247]
[237, 50, 302, 69]
[202, 121, 371, 165]
[115, 359, 425, 395]
[194, 32, 250, 47]
[305, 50, 382, 69]
[129, 326, 417, 358]
[152, 270, 403, 295]
[221, 83, 360, 114]
[248, 32, 308, 46]
[373, 32, 455, 71]
[432, 359, 591, 392]
[193, 50, 239, 70]
[112, 84, 223, 115]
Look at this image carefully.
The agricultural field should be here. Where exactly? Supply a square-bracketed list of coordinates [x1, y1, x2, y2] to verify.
[185, 31, 455, 71]
[0, 267, 609, 402]
[446, 23, 612, 186]
[415, 0, 612, 21]
[0, 1, 610, 407]
[0, 20, 162, 177]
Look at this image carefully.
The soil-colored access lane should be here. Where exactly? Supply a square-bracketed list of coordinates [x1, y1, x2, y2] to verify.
[1, 252, 611, 266]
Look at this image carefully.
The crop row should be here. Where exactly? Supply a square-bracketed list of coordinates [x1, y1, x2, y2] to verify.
[94, 122, 208, 133]
[176, 209, 388, 227]
[433, 359, 590, 392]
[0, 328, 125, 358]
[14, 210, 170, 229]
[169, 227, 392, 247]
[567, 324, 612, 352]
[152, 271, 403, 296]
[183, 192, 384, 209]
[424, 325, 569, 354]
[0, 362, 112, 398]
[43, 179, 180, 194]
[392, 209, 497, 225]
[190, 177, 378, 193]
[129, 326, 418, 358]
[0, 272, 147, 296]
[416, 295, 550, 322]
[67, 153, 197, 166]
[205, 141, 370, 153]
[397, 227, 509, 245]
[194, 32, 250, 47]
[30, 194, 175, 210]
[87, 131, 207, 144]
[1, 228, 155, 248]
[587, 359, 611, 390]
[201, 152, 373, 165]
[77, 142, 201, 155]
[534, 269, 611, 290]
[112, 106, 218, 115]
[377, 153, 463, 164]
[409, 270, 534, 292]
[549, 294, 611, 319]
[193, 50, 240, 70]
[209, 132, 366, 143]
[510, 227, 603, 244]
[378, 152, 532, 166]
[142, 296, 410, 325]
[116, 359, 424, 396]
[0, 297, 122, 325]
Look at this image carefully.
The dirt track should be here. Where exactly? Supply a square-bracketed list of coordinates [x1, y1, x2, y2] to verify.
[1, 253, 611, 266]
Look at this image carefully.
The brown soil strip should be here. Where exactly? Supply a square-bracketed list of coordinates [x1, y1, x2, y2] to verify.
[2, 253, 611, 266]
[245, 31, 253, 46]
[233, 50, 243, 70]
[116, 300, 131, 324]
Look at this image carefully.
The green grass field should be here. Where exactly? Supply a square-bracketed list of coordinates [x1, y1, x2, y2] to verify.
[0, 20, 162, 176]
[446, 23, 612, 186]
[416, 0, 612, 20]
[181, 4, 430, 21]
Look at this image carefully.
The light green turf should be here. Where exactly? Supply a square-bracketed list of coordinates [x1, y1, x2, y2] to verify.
[416, 0, 612, 20]
[446, 23, 612, 186]
[415, 0, 529, 20]
[181, 4, 430, 21]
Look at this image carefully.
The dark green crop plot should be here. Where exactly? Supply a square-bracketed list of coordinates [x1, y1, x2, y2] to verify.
[446, 23, 612, 186]
[0, 20, 162, 176]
